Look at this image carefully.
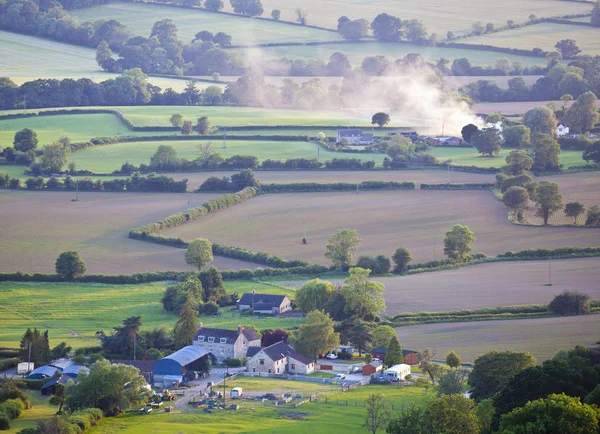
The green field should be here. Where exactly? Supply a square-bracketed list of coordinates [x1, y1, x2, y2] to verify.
[87, 384, 429, 433]
[430, 147, 586, 168]
[231, 41, 551, 68]
[69, 139, 384, 172]
[463, 23, 600, 56]
[6, 393, 56, 434]
[71, 2, 338, 45]
[0, 281, 301, 348]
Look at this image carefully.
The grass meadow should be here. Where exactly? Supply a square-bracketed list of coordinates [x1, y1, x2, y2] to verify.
[396, 314, 600, 363]
[0, 280, 301, 348]
[463, 23, 600, 56]
[87, 384, 429, 433]
[164, 190, 600, 264]
[6, 393, 55, 434]
[70, 2, 338, 45]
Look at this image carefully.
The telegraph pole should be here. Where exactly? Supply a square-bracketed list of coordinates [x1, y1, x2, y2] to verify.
[223, 127, 227, 149]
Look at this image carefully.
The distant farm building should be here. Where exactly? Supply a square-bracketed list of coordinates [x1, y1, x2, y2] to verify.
[62, 364, 88, 379]
[237, 293, 292, 315]
[425, 136, 464, 146]
[27, 365, 62, 380]
[383, 364, 411, 381]
[41, 375, 73, 396]
[388, 131, 419, 140]
[362, 361, 383, 376]
[152, 345, 210, 386]
[371, 347, 419, 365]
[557, 124, 570, 136]
[336, 129, 374, 145]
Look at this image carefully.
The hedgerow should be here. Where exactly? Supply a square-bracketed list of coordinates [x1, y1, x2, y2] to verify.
[258, 181, 415, 193]
[420, 183, 494, 190]
[497, 246, 600, 258]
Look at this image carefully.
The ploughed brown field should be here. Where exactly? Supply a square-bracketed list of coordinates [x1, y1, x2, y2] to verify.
[0, 190, 262, 274]
[165, 169, 497, 191]
[280, 258, 600, 314]
[164, 190, 600, 265]
[396, 314, 600, 363]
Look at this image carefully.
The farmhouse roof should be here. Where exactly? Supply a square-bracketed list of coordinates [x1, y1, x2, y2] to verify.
[260, 341, 312, 365]
[246, 347, 263, 358]
[195, 326, 259, 343]
[242, 328, 261, 341]
[337, 128, 363, 137]
[238, 293, 287, 309]
[361, 134, 374, 141]
[62, 364, 89, 377]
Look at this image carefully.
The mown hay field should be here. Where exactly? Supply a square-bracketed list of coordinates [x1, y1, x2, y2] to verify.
[164, 190, 600, 265]
[71, 2, 338, 45]
[397, 314, 600, 363]
[233, 42, 550, 68]
[69, 139, 385, 173]
[463, 23, 600, 56]
[281, 258, 600, 314]
[0, 190, 262, 274]
[87, 385, 428, 434]
[0, 281, 301, 348]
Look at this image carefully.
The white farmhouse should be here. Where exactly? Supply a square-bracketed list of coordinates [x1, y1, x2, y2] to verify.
[246, 341, 315, 375]
[557, 124, 570, 136]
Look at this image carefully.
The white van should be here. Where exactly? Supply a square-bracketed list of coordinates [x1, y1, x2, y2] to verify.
[230, 387, 243, 399]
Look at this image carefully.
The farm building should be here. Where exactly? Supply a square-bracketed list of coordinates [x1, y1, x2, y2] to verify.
[41, 375, 72, 396]
[362, 361, 383, 376]
[237, 293, 292, 315]
[111, 360, 154, 383]
[193, 325, 261, 363]
[383, 364, 411, 381]
[425, 136, 464, 146]
[246, 341, 315, 375]
[336, 129, 374, 145]
[27, 365, 62, 380]
[388, 131, 419, 140]
[62, 364, 89, 379]
[371, 348, 419, 365]
[152, 345, 210, 386]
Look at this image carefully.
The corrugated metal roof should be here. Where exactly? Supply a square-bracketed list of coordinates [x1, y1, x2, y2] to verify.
[28, 365, 61, 378]
[163, 345, 208, 366]
[62, 364, 89, 376]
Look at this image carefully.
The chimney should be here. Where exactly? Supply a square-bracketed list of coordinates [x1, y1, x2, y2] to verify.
[199, 322, 203, 329]
[238, 325, 244, 334]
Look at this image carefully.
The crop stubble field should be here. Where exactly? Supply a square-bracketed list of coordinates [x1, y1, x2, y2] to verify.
[165, 190, 600, 265]
[0, 190, 262, 274]
[396, 314, 600, 363]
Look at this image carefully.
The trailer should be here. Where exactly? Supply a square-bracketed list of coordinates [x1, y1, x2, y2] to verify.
[17, 362, 34, 375]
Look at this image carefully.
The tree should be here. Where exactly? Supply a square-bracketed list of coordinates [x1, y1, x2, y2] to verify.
[371, 325, 396, 349]
[392, 248, 412, 273]
[65, 359, 149, 415]
[504, 149, 533, 175]
[340, 19, 370, 41]
[195, 116, 211, 134]
[522, 106, 557, 136]
[452, 58, 472, 75]
[261, 329, 288, 346]
[585, 205, 600, 226]
[503, 186, 529, 220]
[468, 350, 536, 401]
[173, 295, 200, 347]
[230, 0, 263, 17]
[472, 127, 503, 157]
[429, 395, 481, 434]
[438, 369, 468, 395]
[327, 52, 352, 76]
[55, 251, 86, 279]
[533, 181, 563, 224]
[472, 21, 485, 35]
[150, 145, 180, 170]
[51, 342, 72, 360]
[498, 393, 600, 434]
[205, 0, 224, 11]
[592, 1, 600, 27]
[96, 40, 113, 68]
[293, 310, 340, 361]
[340, 267, 386, 321]
[443, 224, 475, 260]
[13, 128, 38, 152]
[531, 133, 561, 171]
[502, 125, 531, 148]
[169, 114, 183, 127]
[271, 9, 280, 20]
[563, 91, 600, 133]
[41, 140, 70, 173]
[371, 13, 403, 41]
[560, 93, 573, 111]
[364, 393, 391, 434]
[49, 383, 67, 414]
[549, 291, 590, 315]
[151, 19, 178, 45]
[348, 321, 372, 356]
[555, 39, 581, 58]
[461, 123, 479, 143]
[565, 202, 585, 224]
[213, 32, 232, 47]
[296, 279, 335, 312]
[295, 7, 307, 25]
[356, 255, 390, 274]
[20, 328, 51, 366]
[324, 228, 360, 268]
[371, 112, 390, 127]
[185, 238, 214, 270]
[446, 351, 461, 369]
[181, 120, 193, 135]
[418, 348, 441, 384]
[583, 140, 600, 163]
[384, 336, 403, 367]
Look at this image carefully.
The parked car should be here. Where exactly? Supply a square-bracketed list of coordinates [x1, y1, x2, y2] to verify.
[326, 354, 338, 359]
[333, 374, 346, 380]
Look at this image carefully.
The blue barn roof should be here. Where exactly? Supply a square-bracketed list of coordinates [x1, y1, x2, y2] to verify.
[63, 364, 89, 378]
[28, 365, 62, 379]
[153, 345, 208, 376]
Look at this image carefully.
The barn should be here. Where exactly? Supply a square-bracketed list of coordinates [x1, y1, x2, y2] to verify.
[152, 345, 210, 387]
[62, 364, 89, 379]
[27, 365, 61, 380]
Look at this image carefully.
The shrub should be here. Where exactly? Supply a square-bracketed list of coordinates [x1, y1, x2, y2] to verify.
[1, 399, 25, 419]
[337, 350, 353, 360]
[0, 414, 9, 430]
[226, 358, 242, 367]
[356, 255, 390, 274]
[392, 248, 413, 273]
[200, 301, 220, 316]
[549, 291, 590, 315]
[0, 358, 20, 371]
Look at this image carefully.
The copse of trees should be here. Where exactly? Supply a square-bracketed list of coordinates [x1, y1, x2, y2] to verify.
[549, 290, 591, 315]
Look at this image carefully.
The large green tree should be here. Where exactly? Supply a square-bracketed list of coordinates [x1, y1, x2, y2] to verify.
[150, 145, 180, 170]
[13, 128, 38, 152]
[185, 238, 214, 271]
[162, 275, 204, 313]
[443, 224, 476, 260]
[503, 186, 529, 220]
[371, 325, 396, 349]
[563, 91, 600, 133]
[65, 359, 149, 415]
[295, 279, 335, 313]
[348, 321, 372, 356]
[19, 328, 51, 366]
[461, 124, 479, 143]
[340, 267, 386, 321]
[503, 149, 533, 175]
[49, 383, 68, 414]
[498, 393, 600, 434]
[41, 139, 70, 173]
[533, 181, 563, 224]
[583, 141, 600, 163]
[391, 248, 412, 273]
[472, 127, 503, 156]
[565, 202, 585, 224]
[585, 205, 600, 226]
[502, 125, 531, 148]
[468, 350, 536, 401]
[384, 335, 403, 367]
[292, 310, 340, 362]
[55, 251, 86, 279]
[324, 228, 361, 268]
[446, 351, 461, 369]
[371, 112, 390, 127]
[522, 106, 558, 137]
[230, 0, 263, 17]
[555, 39, 581, 58]
[173, 295, 200, 347]
[364, 393, 391, 434]
[531, 133, 561, 171]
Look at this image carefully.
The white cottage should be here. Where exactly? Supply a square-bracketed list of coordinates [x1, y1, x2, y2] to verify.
[557, 124, 570, 136]
[246, 341, 315, 375]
